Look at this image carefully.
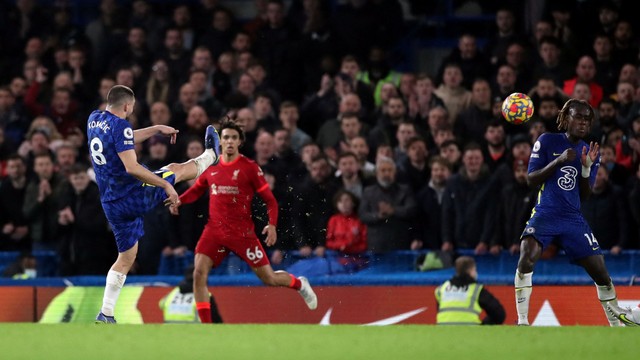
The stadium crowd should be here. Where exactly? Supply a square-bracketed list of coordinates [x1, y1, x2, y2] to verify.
[0, 0, 639, 277]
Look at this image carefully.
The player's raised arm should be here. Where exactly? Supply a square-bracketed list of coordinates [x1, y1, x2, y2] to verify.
[133, 125, 179, 144]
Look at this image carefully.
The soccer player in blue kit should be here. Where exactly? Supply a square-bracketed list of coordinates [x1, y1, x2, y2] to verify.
[514, 99, 624, 326]
[88, 85, 220, 323]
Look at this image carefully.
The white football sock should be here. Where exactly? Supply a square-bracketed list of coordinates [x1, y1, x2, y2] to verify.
[193, 149, 216, 177]
[515, 270, 533, 325]
[101, 270, 126, 317]
[596, 282, 622, 327]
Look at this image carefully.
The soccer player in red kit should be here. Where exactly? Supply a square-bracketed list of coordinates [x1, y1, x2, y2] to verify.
[170, 120, 318, 323]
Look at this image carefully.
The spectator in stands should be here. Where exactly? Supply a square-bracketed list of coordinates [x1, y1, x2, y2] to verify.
[535, 96, 562, 134]
[612, 20, 638, 66]
[109, 26, 152, 80]
[0, 86, 29, 149]
[235, 107, 258, 159]
[414, 156, 451, 250]
[455, 78, 493, 145]
[409, 74, 444, 125]
[335, 151, 371, 200]
[358, 46, 401, 108]
[485, 8, 522, 66]
[212, 51, 234, 101]
[159, 27, 191, 86]
[599, 144, 629, 187]
[198, 7, 235, 60]
[359, 156, 416, 253]
[612, 82, 634, 128]
[316, 93, 362, 157]
[170, 5, 197, 52]
[532, 36, 572, 88]
[581, 166, 629, 255]
[439, 139, 461, 173]
[279, 101, 310, 153]
[493, 158, 537, 255]
[54, 143, 78, 179]
[349, 136, 375, 179]
[563, 55, 603, 107]
[145, 59, 173, 106]
[58, 164, 116, 275]
[322, 189, 368, 270]
[368, 96, 407, 156]
[130, 0, 167, 54]
[23, 153, 65, 252]
[255, 0, 301, 101]
[492, 64, 517, 101]
[437, 34, 490, 89]
[392, 121, 418, 165]
[435, 256, 505, 325]
[292, 155, 338, 256]
[592, 33, 619, 97]
[572, 81, 592, 104]
[434, 63, 472, 125]
[0, 155, 30, 252]
[482, 120, 507, 173]
[397, 137, 430, 194]
[442, 143, 496, 254]
[340, 55, 375, 115]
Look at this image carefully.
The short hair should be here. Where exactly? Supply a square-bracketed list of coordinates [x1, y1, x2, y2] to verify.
[375, 156, 396, 169]
[337, 151, 358, 163]
[440, 139, 459, 149]
[332, 189, 360, 212]
[455, 256, 476, 277]
[429, 155, 452, 171]
[6, 154, 25, 164]
[107, 85, 134, 107]
[69, 163, 89, 175]
[406, 136, 426, 149]
[279, 100, 298, 111]
[219, 117, 245, 143]
[463, 141, 482, 154]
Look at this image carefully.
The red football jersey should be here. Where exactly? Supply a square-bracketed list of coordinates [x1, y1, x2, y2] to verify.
[180, 155, 272, 239]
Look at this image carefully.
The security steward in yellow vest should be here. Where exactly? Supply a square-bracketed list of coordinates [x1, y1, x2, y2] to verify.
[435, 256, 505, 325]
[159, 266, 223, 323]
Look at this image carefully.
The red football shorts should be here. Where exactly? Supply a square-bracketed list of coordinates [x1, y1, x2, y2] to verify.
[195, 225, 270, 268]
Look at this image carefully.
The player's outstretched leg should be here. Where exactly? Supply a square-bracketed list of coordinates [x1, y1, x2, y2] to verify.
[297, 276, 318, 310]
[164, 125, 221, 183]
[608, 304, 640, 327]
[254, 266, 318, 310]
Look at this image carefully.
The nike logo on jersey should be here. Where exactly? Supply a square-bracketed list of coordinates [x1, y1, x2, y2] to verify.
[552, 152, 562, 156]
[211, 171, 219, 176]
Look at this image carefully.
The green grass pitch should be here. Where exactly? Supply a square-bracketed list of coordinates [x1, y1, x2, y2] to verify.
[0, 324, 636, 360]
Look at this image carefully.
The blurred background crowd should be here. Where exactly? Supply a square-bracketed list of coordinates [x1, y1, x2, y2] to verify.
[0, 0, 639, 277]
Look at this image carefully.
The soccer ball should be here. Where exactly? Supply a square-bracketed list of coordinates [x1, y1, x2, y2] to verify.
[502, 93, 534, 125]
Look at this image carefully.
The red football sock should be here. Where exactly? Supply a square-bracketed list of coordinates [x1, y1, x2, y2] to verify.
[196, 302, 212, 323]
[289, 274, 301, 290]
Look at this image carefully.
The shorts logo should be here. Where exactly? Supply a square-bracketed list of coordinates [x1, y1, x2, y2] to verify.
[124, 128, 134, 139]
[533, 141, 541, 152]
[525, 227, 535, 234]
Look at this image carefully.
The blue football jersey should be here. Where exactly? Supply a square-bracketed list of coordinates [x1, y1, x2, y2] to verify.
[528, 133, 599, 217]
[87, 110, 138, 202]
